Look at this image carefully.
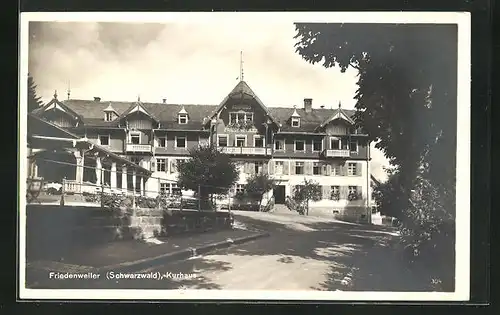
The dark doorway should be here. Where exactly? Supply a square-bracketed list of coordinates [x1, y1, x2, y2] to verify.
[273, 185, 286, 204]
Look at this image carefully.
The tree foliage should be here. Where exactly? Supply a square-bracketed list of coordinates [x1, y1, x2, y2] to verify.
[28, 74, 43, 113]
[294, 24, 456, 284]
[292, 178, 322, 216]
[177, 145, 239, 206]
[243, 173, 275, 210]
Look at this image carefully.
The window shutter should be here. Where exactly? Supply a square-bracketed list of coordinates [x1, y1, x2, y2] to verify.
[322, 185, 331, 199]
[153, 136, 158, 147]
[305, 162, 313, 175]
[283, 161, 289, 175]
[356, 162, 362, 176]
[290, 162, 296, 175]
[340, 164, 347, 176]
[170, 159, 177, 173]
[339, 186, 348, 199]
[268, 160, 274, 175]
[150, 158, 156, 171]
[357, 185, 363, 199]
[248, 162, 255, 175]
[325, 164, 331, 176]
[263, 162, 268, 174]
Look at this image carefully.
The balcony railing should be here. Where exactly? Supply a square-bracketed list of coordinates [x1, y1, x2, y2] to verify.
[219, 146, 269, 156]
[324, 149, 351, 157]
[126, 143, 152, 153]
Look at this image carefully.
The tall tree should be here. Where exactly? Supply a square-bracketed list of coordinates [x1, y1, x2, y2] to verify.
[292, 178, 322, 216]
[243, 173, 275, 211]
[177, 144, 239, 209]
[28, 74, 43, 112]
[294, 24, 457, 286]
[294, 23, 457, 220]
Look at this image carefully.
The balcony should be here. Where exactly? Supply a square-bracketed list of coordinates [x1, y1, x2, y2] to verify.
[126, 143, 152, 153]
[219, 146, 270, 156]
[324, 149, 350, 158]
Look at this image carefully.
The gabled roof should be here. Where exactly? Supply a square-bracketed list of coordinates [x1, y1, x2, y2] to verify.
[268, 107, 356, 133]
[208, 81, 279, 126]
[291, 107, 301, 118]
[103, 103, 118, 115]
[27, 113, 151, 175]
[316, 103, 355, 130]
[178, 106, 188, 115]
[118, 102, 160, 123]
[59, 99, 217, 130]
[33, 96, 82, 121]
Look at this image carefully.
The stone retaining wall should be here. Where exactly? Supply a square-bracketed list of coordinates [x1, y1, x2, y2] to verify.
[26, 205, 234, 261]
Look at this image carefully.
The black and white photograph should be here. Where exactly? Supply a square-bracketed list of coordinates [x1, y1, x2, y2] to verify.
[19, 12, 470, 301]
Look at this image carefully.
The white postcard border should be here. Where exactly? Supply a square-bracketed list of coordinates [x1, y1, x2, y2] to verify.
[18, 11, 471, 301]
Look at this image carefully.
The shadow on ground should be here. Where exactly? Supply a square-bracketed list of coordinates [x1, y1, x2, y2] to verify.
[27, 213, 452, 291]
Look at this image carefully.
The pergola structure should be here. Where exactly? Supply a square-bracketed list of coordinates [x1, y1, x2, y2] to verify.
[27, 113, 152, 195]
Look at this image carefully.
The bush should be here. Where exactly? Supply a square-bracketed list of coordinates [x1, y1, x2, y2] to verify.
[398, 175, 455, 290]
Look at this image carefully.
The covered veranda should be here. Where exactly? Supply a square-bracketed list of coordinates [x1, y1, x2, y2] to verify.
[26, 114, 152, 196]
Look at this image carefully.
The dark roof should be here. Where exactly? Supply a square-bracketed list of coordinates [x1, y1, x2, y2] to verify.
[43, 81, 357, 133]
[28, 113, 151, 175]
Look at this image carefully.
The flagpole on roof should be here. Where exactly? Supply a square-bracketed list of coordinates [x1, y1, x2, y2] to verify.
[240, 50, 244, 82]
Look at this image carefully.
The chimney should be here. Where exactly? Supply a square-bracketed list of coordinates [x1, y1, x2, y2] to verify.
[94, 97, 101, 102]
[162, 98, 167, 104]
[304, 98, 312, 113]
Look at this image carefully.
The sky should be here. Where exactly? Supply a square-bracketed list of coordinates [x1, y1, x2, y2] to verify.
[27, 20, 389, 181]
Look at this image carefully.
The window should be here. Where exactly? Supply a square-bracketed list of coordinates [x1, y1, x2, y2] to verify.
[171, 183, 181, 195]
[98, 135, 109, 146]
[130, 133, 140, 144]
[175, 136, 186, 148]
[156, 158, 167, 172]
[235, 135, 246, 147]
[350, 139, 358, 152]
[313, 162, 321, 175]
[235, 184, 245, 194]
[199, 136, 209, 147]
[330, 137, 340, 150]
[255, 161, 264, 174]
[274, 161, 284, 175]
[295, 140, 305, 152]
[130, 157, 141, 165]
[218, 135, 228, 147]
[157, 137, 166, 147]
[295, 185, 305, 194]
[348, 186, 359, 200]
[229, 112, 253, 124]
[274, 139, 284, 151]
[312, 140, 322, 152]
[105, 112, 113, 122]
[348, 162, 357, 176]
[295, 162, 304, 175]
[291, 117, 300, 127]
[160, 183, 169, 194]
[330, 186, 340, 200]
[331, 163, 340, 176]
[254, 136, 264, 148]
[178, 114, 188, 124]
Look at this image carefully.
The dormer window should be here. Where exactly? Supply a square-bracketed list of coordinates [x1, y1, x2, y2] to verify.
[178, 106, 189, 124]
[178, 114, 188, 124]
[105, 112, 114, 122]
[290, 107, 301, 127]
[103, 103, 117, 122]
